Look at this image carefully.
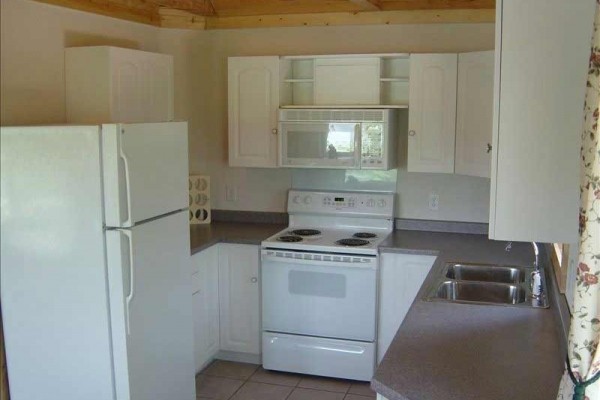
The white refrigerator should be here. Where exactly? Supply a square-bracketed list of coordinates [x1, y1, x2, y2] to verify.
[0, 122, 195, 400]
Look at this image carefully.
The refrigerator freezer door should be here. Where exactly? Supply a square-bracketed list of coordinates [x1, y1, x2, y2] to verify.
[103, 121, 189, 227]
[0, 126, 115, 400]
[106, 211, 195, 400]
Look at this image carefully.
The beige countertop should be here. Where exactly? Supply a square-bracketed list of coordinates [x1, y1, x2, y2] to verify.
[190, 222, 565, 400]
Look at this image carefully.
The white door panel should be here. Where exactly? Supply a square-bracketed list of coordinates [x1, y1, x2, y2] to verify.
[455, 51, 494, 178]
[106, 211, 195, 400]
[218, 244, 261, 354]
[192, 246, 220, 372]
[408, 54, 457, 173]
[262, 257, 377, 342]
[228, 56, 279, 168]
[102, 122, 188, 227]
[0, 126, 114, 400]
[377, 253, 435, 363]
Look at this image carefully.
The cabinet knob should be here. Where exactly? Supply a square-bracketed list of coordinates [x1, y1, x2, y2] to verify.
[251, 277, 258, 283]
[486, 143, 492, 153]
[408, 130, 416, 136]
[272, 128, 278, 135]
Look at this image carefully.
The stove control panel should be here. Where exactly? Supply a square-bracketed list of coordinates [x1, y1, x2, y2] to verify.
[288, 190, 394, 217]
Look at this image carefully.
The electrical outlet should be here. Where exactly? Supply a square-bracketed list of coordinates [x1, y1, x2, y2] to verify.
[225, 185, 237, 202]
[428, 193, 439, 211]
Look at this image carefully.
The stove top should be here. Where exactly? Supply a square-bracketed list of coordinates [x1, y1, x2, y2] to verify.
[262, 190, 395, 256]
[262, 227, 390, 255]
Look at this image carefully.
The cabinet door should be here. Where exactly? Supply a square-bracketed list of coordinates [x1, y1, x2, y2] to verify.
[314, 57, 380, 105]
[408, 54, 458, 173]
[191, 245, 220, 373]
[455, 51, 494, 178]
[377, 253, 435, 364]
[141, 53, 174, 122]
[218, 244, 260, 354]
[112, 49, 145, 123]
[490, 0, 594, 243]
[228, 56, 280, 168]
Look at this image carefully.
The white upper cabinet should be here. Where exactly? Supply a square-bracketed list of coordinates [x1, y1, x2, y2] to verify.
[228, 56, 280, 168]
[408, 54, 458, 173]
[455, 51, 494, 178]
[489, 0, 595, 243]
[65, 46, 174, 124]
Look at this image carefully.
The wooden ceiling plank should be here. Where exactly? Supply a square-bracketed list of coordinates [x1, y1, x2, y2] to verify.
[147, 0, 215, 15]
[159, 7, 207, 28]
[211, 0, 362, 17]
[379, 0, 495, 11]
[203, 8, 495, 30]
[348, 0, 381, 11]
[34, 0, 160, 25]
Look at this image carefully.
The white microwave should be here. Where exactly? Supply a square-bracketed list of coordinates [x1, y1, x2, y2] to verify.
[278, 108, 397, 170]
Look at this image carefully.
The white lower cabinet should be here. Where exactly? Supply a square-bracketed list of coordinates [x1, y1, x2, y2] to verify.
[218, 243, 261, 355]
[377, 252, 436, 364]
[191, 245, 220, 373]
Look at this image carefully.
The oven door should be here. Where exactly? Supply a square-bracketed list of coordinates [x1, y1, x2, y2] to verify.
[279, 122, 361, 169]
[261, 249, 377, 342]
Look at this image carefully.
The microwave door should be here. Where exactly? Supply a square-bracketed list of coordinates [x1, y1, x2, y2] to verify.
[327, 123, 360, 167]
[281, 122, 360, 168]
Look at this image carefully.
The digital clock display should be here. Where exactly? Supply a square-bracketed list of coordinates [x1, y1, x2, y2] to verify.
[334, 197, 344, 202]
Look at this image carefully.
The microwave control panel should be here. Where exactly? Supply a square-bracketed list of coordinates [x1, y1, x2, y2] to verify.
[287, 190, 394, 217]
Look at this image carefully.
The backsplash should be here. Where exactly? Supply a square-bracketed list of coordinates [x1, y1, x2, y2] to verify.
[291, 169, 398, 193]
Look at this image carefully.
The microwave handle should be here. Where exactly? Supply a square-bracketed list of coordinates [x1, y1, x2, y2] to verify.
[354, 123, 362, 168]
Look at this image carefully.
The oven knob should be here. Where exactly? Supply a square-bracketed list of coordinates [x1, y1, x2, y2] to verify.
[303, 195, 312, 205]
[366, 199, 375, 207]
[378, 199, 387, 208]
[293, 195, 301, 204]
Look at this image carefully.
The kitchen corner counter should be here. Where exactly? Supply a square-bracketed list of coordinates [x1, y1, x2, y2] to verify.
[372, 230, 564, 400]
[190, 221, 285, 254]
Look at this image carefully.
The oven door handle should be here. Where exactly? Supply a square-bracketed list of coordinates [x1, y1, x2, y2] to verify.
[261, 251, 377, 270]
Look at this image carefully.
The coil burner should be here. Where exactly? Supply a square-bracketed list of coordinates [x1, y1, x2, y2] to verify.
[336, 238, 370, 247]
[291, 229, 322, 236]
[353, 232, 377, 239]
[277, 235, 303, 243]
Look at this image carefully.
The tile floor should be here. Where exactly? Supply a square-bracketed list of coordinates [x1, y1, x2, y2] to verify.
[196, 360, 377, 400]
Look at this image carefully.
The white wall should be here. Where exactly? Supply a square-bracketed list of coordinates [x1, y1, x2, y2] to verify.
[1, 0, 495, 222]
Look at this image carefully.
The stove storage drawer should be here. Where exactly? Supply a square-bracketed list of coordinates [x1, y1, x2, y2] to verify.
[261, 253, 377, 341]
[262, 332, 375, 381]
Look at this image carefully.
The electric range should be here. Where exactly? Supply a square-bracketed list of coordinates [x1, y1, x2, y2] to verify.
[261, 190, 395, 381]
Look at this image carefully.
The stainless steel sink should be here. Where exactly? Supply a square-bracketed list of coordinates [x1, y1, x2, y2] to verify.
[445, 263, 525, 284]
[424, 262, 549, 308]
[434, 280, 526, 305]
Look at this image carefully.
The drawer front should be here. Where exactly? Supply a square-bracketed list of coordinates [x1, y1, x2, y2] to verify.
[262, 332, 375, 381]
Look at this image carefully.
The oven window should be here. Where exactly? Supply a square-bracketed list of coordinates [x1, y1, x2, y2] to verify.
[288, 270, 346, 298]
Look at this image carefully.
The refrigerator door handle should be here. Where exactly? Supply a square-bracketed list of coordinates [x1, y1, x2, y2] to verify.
[118, 129, 133, 227]
[119, 229, 135, 335]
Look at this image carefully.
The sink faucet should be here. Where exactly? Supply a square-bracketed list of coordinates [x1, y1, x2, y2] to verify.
[531, 242, 543, 298]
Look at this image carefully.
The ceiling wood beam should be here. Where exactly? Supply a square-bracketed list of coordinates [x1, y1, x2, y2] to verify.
[348, 0, 381, 11]
[34, 0, 160, 25]
[202, 8, 495, 30]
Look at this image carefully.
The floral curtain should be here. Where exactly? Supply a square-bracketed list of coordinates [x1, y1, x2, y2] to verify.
[557, 3, 600, 399]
